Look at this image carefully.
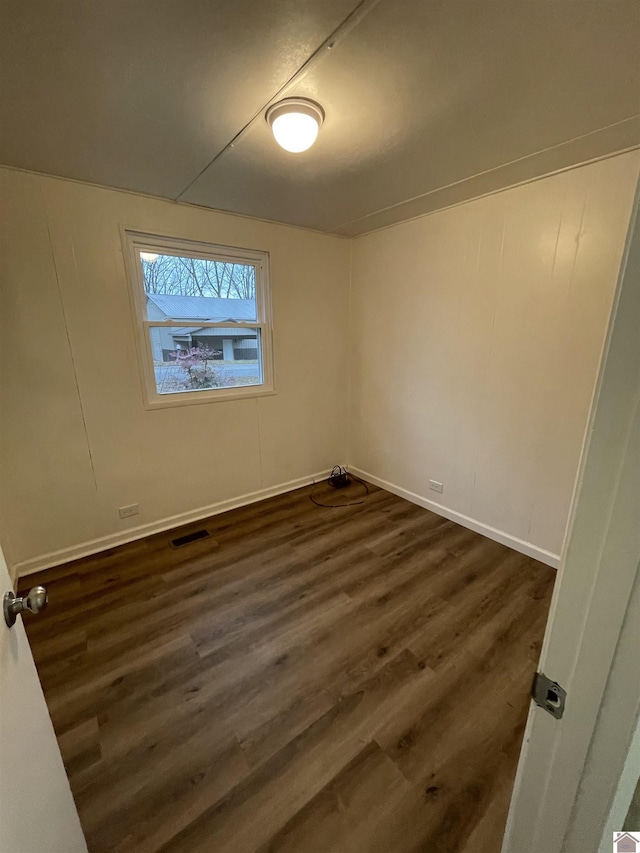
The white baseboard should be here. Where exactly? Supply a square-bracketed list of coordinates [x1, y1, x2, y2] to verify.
[348, 467, 560, 569]
[16, 466, 560, 577]
[15, 471, 328, 577]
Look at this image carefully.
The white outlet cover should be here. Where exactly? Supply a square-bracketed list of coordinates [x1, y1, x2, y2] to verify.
[118, 504, 139, 519]
[428, 480, 444, 493]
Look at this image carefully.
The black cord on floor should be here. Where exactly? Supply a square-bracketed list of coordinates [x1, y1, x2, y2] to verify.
[309, 469, 370, 508]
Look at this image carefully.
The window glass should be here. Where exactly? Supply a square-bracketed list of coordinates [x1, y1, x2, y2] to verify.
[140, 252, 257, 322]
[149, 327, 262, 395]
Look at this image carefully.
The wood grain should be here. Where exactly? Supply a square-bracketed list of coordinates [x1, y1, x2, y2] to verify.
[22, 481, 555, 853]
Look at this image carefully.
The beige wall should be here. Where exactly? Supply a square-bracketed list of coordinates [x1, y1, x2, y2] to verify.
[0, 168, 350, 571]
[348, 151, 640, 562]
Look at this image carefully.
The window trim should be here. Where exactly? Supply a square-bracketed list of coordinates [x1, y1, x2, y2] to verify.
[122, 229, 274, 409]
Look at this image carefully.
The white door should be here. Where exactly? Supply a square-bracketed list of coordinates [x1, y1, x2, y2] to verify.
[503, 182, 640, 852]
[0, 548, 87, 853]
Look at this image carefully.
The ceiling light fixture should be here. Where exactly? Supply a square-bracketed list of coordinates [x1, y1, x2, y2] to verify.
[266, 98, 325, 153]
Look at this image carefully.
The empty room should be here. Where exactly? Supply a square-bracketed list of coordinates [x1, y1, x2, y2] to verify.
[1, 2, 640, 852]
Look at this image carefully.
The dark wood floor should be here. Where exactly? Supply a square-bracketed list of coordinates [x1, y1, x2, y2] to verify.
[22, 482, 555, 853]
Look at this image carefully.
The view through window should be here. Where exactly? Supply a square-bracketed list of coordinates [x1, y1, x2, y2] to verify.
[125, 233, 272, 405]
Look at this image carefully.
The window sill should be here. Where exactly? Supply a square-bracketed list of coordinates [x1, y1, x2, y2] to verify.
[142, 384, 276, 410]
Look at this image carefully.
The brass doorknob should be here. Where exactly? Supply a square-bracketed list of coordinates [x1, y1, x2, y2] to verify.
[3, 586, 48, 628]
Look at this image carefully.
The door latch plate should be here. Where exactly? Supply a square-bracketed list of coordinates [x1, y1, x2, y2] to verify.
[532, 672, 566, 719]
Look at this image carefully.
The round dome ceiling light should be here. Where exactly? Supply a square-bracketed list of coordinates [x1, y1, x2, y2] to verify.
[266, 98, 325, 153]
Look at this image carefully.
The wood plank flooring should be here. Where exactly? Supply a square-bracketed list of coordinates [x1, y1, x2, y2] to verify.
[21, 481, 555, 853]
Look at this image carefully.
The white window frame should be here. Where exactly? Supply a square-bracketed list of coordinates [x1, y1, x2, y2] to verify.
[123, 229, 274, 409]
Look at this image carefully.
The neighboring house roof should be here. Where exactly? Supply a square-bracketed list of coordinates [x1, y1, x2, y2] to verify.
[146, 293, 255, 322]
[615, 833, 639, 851]
[166, 326, 257, 338]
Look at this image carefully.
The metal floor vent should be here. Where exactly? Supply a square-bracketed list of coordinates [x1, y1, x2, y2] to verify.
[170, 529, 210, 548]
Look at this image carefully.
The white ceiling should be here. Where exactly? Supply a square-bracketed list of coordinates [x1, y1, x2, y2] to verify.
[1, 0, 638, 236]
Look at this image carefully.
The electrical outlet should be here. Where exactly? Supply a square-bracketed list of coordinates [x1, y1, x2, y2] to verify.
[428, 480, 444, 494]
[118, 504, 139, 519]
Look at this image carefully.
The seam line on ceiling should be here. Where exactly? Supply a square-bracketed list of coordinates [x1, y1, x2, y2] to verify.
[174, 0, 385, 202]
[329, 114, 640, 235]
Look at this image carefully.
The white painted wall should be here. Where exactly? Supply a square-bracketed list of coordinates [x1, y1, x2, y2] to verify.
[0, 168, 350, 573]
[349, 151, 640, 562]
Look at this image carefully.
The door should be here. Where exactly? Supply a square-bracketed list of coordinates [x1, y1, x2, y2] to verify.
[0, 547, 87, 853]
[503, 180, 640, 852]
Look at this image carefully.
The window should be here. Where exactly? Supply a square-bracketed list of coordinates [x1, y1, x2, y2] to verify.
[124, 231, 273, 407]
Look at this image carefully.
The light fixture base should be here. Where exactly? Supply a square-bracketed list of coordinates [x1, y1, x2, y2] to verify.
[265, 98, 325, 129]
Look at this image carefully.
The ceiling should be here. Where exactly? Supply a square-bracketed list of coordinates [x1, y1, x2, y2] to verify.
[1, 0, 638, 236]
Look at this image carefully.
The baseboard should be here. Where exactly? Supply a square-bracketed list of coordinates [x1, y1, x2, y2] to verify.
[16, 466, 560, 577]
[15, 470, 328, 577]
[348, 467, 560, 569]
